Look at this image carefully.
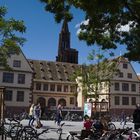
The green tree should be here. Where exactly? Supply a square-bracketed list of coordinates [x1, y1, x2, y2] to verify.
[40, 0, 140, 62]
[71, 50, 119, 111]
[0, 6, 26, 69]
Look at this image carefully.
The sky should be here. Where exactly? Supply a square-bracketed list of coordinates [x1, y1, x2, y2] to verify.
[0, 0, 140, 74]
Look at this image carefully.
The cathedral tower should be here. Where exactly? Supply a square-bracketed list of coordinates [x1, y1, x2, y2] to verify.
[56, 19, 78, 64]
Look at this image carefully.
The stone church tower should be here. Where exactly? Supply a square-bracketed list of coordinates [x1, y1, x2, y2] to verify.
[56, 19, 78, 64]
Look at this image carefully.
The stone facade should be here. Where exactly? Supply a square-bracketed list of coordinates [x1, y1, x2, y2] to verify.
[0, 51, 33, 116]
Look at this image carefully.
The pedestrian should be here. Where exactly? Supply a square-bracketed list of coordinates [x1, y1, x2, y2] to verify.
[120, 110, 126, 125]
[34, 102, 42, 128]
[28, 103, 35, 126]
[133, 103, 140, 130]
[56, 103, 63, 126]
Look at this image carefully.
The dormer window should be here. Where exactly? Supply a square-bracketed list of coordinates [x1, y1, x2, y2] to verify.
[13, 60, 21, 68]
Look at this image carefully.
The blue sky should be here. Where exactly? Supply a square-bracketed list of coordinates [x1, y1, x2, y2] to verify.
[0, 0, 140, 74]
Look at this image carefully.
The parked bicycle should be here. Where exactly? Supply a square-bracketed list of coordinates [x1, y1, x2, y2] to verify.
[0, 117, 22, 139]
[17, 125, 49, 140]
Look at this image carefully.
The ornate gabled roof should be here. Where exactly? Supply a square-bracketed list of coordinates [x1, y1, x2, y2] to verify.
[28, 59, 80, 82]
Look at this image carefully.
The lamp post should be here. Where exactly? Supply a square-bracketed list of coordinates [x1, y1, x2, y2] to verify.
[0, 87, 5, 125]
[0, 87, 5, 140]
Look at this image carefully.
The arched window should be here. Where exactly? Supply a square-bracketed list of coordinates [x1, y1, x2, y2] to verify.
[37, 97, 46, 108]
[58, 98, 66, 106]
[48, 98, 56, 107]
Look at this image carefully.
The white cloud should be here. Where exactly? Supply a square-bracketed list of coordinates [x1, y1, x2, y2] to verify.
[117, 21, 136, 32]
[75, 19, 89, 35]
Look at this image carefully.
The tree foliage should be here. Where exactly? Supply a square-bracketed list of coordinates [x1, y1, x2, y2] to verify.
[0, 6, 26, 69]
[40, 0, 140, 62]
[70, 50, 119, 101]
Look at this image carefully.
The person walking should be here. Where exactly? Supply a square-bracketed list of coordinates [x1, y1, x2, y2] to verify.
[133, 103, 140, 130]
[56, 104, 63, 126]
[120, 110, 126, 126]
[28, 103, 35, 126]
[34, 102, 42, 128]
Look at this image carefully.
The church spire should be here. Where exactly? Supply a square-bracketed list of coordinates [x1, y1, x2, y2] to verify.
[56, 19, 78, 64]
[61, 18, 69, 33]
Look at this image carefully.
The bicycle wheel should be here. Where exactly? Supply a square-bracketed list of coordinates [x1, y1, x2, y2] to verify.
[66, 134, 75, 140]
[9, 124, 22, 139]
[108, 122, 116, 131]
[18, 126, 37, 140]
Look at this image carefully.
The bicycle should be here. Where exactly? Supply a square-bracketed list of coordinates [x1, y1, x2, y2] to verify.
[0, 117, 23, 139]
[17, 125, 49, 140]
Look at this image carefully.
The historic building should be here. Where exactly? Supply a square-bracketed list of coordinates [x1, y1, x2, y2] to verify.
[0, 19, 140, 116]
[75, 57, 140, 115]
[56, 19, 78, 64]
[109, 57, 140, 115]
[0, 51, 33, 115]
[28, 60, 80, 113]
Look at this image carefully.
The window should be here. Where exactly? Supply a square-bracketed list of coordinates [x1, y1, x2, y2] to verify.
[50, 84, 55, 91]
[36, 83, 41, 90]
[127, 73, 132, 78]
[70, 86, 75, 92]
[122, 97, 129, 105]
[13, 60, 21, 67]
[131, 97, 136, 105]
[114, 83, 120, 91]
[114, 96, 120, 105]
[17, 91, 24, 102]
[18, 74, 25, 84]
[43, 84, 48, 91]
[64, 85, 68, 92]
[57, 85, 62, 92]
[122, 83, 129, 91]
[123, 63, 128, 69]
[3, 72, 14, 83]
[119, 72, 123, 78]
[4, 90, 13, 101]
[70, 97, 74, 104]
[131, 84, 136, 92]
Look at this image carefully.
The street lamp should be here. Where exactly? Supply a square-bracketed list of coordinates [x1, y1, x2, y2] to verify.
[0, 87, 5, 125]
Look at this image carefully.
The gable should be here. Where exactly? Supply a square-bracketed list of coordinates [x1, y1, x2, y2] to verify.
[6, 52, 33, 72]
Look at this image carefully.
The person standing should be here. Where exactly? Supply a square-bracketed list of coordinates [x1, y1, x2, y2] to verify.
[133, 103, 140, 130]
[28, 103, 35, 126]
[56, 104, 63, 126]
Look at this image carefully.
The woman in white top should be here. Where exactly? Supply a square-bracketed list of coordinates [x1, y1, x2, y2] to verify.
[28, 103, 35, 126]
